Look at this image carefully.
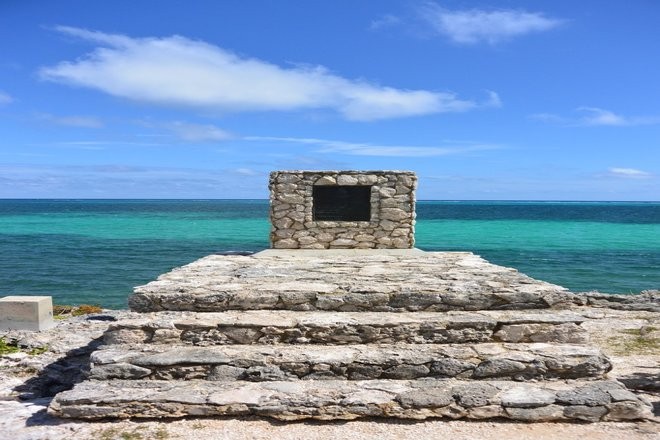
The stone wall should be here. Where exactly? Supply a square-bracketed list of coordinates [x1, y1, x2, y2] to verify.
[269, 171, 417, 249]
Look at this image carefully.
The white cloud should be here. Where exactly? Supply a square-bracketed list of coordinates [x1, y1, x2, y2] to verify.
[36, 112, 103, 128]
[244, 136, 498, 157]
[164, 121, 232, 142]
[0, 91, 13, 105]
[419, 3, 563, 44]
[39, 26, 492, 121]
[532, 107, 660, 127]
[608, 168, 652, 179]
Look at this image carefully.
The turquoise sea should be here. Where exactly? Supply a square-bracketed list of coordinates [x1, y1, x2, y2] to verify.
[1, 200, 658, 309]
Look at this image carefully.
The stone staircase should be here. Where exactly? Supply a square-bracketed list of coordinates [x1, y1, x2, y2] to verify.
[48, 251, 653, 422]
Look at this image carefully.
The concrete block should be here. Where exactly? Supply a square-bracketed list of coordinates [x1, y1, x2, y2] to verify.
[0, 296, 55, 331]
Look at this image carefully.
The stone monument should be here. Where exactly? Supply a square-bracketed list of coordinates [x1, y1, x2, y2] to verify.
[48, 170, 654, 423]
[269, 170, 417, 249]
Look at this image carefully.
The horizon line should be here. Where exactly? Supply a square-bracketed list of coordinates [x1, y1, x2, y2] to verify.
[1, 198, 659, 203]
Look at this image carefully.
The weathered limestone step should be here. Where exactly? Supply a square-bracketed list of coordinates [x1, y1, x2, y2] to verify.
[129, 252, 576, 313]
[89, 343, 611, 382]
[48, 378, 653, 422]
[105, 310, 589, 346]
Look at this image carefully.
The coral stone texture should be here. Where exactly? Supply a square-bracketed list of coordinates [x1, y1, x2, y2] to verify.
[269, 171, 417, 249]
[50, 379, 649, 422]
[128, 251, 573, 313]
[45, 250, 657, 423]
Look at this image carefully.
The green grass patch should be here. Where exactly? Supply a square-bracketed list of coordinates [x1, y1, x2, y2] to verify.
[96, 425, 167, 440]
[28, 346, 48, 355]
[0, 337, 48, 356]
[0, 337, 20, 355]
[607, 328, 660, 355]
[619, 328, 642, 336]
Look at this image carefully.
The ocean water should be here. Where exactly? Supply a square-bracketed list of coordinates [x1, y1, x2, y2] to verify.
[0, 199, 658, 309]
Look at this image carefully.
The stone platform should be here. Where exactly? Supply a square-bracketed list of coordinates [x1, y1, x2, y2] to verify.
[129, 251, 577, 313]
[49, 250, 654, 422]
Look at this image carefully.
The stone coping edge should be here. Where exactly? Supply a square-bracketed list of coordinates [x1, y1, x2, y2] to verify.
[254, 248, 427, 257]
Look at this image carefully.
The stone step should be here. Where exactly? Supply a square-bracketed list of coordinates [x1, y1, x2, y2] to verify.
[48, 378, 653, 422]
[129, 253, 576, 313]
[104, 310, 588, 346]
[89, 343, 611, 382]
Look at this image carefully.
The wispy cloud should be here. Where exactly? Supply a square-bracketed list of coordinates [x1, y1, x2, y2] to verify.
[36, 112, 104, 128]
[39, 26, 495, 121]
[161, 121, 232, 142]
[135, 120, 233, 142]
[528, 113, 566, 124]
[577, 107, 660, 127]
[608, 167, 653, 179]
[369, 14, 401, 31]
[0, 163, 267, 198]
[0, 91, 13, 105]
[234, 167, 257, 176]
[484, 91, 502, 108]
[43, 140, 167, 150]
[418, 2, 563, 44]
[244, 136, 499, 157]
[531, 107, 660, 127]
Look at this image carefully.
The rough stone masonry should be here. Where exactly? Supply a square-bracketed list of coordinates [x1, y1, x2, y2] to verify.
[269, 170, 417, 249]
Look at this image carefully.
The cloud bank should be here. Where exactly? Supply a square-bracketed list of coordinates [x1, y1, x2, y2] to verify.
[418, 3, 563, 44]
[40, 26, 493, 121]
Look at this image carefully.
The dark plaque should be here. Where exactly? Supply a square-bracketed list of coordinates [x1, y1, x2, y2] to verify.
[313, 185, 371, 221]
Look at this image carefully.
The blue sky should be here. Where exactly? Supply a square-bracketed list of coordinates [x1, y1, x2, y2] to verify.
[1, 1, 658, 200]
